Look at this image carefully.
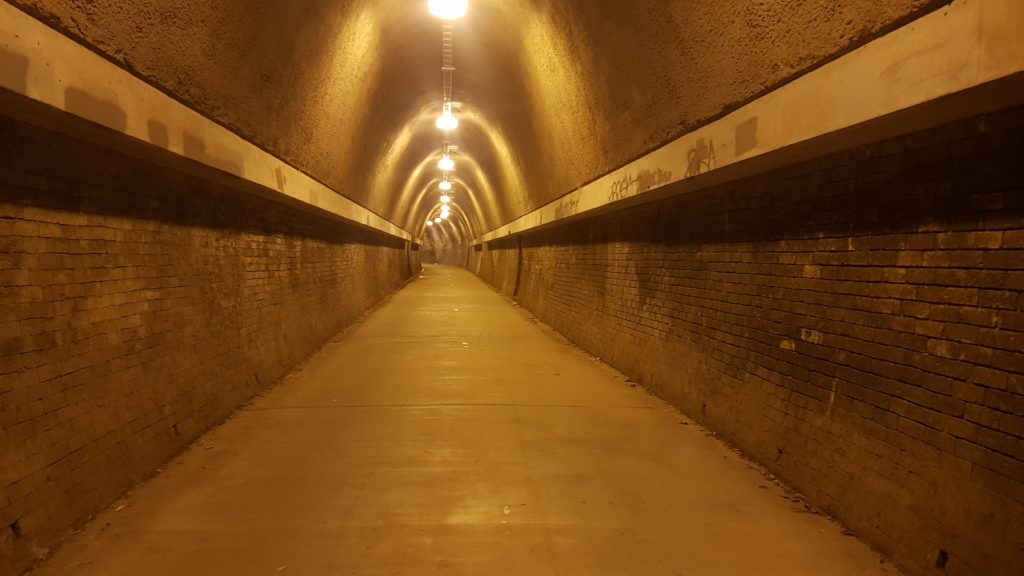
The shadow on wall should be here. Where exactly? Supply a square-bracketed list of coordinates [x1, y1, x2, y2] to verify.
[64, 87, 127, 132]
[3, 33, 249, 187]
[0, 46, 29, 93]
[182, 132, 244, 176]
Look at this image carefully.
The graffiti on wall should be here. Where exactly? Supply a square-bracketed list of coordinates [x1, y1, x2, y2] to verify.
[685, 137, 716, 178]
[555, 197, 580, 219]
[607, 168, 673, 203]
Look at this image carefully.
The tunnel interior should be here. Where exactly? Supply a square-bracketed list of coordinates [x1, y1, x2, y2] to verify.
[1, 1, 1023, 575]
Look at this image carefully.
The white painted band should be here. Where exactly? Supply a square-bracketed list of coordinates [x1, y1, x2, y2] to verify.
[0, 3, 415, 242]
[477, 0, 1024, 244]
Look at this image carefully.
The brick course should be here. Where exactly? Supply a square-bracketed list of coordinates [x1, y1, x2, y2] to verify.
[473, 105, 1024, 576]
[0, 115, 414, 575]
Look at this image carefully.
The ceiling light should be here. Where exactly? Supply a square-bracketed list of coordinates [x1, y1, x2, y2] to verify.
[434, 217, 442, 223]
[440, 194, 451, 203]
[441, 212, 450, 219]
[439, 180, 452, 191]
[428, 0, 468, 20]
[426, 221, 434, 226]
[435, 114, 458, 131]
[435, 104, 459, 131]
[437, 154, 455, 171]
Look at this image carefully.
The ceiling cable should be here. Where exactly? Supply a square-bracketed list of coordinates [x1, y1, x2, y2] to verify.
[426, 1, 469, 227]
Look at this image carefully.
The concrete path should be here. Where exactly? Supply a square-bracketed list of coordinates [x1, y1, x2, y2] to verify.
[32, 266, 901, 576]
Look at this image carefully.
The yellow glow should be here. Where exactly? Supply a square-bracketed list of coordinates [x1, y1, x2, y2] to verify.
[434, 217, 443, 223]
[376, 101, 523, 235]
[440, 194, 451, 203]
[426, 220, 434, 226]
[439, 180, 453, 191]
[435, 114, 458, 131]
[438, 155, 455, 171]
[435, 104, 459, 131]
[428, 0, 468, 20]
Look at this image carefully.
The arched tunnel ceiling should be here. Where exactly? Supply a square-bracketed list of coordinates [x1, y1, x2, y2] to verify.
[9, 0, 947, 238]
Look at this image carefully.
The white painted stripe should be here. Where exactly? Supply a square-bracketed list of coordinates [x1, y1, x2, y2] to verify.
[477, 0, 1024, 243]
[0, 3, 414, 242]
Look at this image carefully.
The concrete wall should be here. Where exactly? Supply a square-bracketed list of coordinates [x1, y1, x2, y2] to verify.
[4, 0, 947, 230]
[0, 114, 414, 575]
[472, 105, 1024, 576]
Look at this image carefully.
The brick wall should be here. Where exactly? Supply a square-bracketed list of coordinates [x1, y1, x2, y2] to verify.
[0, 115, 413, 575]
[476, 105, 1024, 576]
[473, 237, 519, 297]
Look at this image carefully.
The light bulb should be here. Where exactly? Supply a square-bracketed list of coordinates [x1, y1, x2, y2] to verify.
[439, 180, 452, 191]
[440, 194, 451, 203]
[441, 212, 450, 219]
[435, 110, 459, 131]
[428, 0, 468, 20]
[437, 155, 455, 171]
[426, 221, 434, 226]
[434, 217, 442, 223]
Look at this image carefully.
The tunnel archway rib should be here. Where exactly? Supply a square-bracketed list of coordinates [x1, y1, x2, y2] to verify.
[386, 150, 484, 237]
[371, 103, 526, 237]
[421, 201, 472, 240]
[405, 165, 491, 239]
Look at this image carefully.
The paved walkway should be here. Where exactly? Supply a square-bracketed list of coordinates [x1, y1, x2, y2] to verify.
[34, 266, 900, 576]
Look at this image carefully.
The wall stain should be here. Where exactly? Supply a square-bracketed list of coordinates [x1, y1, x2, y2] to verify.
[735, 117, 759, 157]
[275, 166, 287, 192]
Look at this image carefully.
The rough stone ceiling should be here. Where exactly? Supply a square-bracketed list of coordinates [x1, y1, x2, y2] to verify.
[10, 0, 946, 239]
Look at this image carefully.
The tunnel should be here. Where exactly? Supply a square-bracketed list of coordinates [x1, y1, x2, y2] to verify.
[1, 0, 1023, 574]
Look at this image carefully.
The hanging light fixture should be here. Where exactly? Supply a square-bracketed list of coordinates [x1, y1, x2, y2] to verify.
[435, 102, 459, 131]
[424, 0, 470, 231]
[428, 0, 468, 20]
